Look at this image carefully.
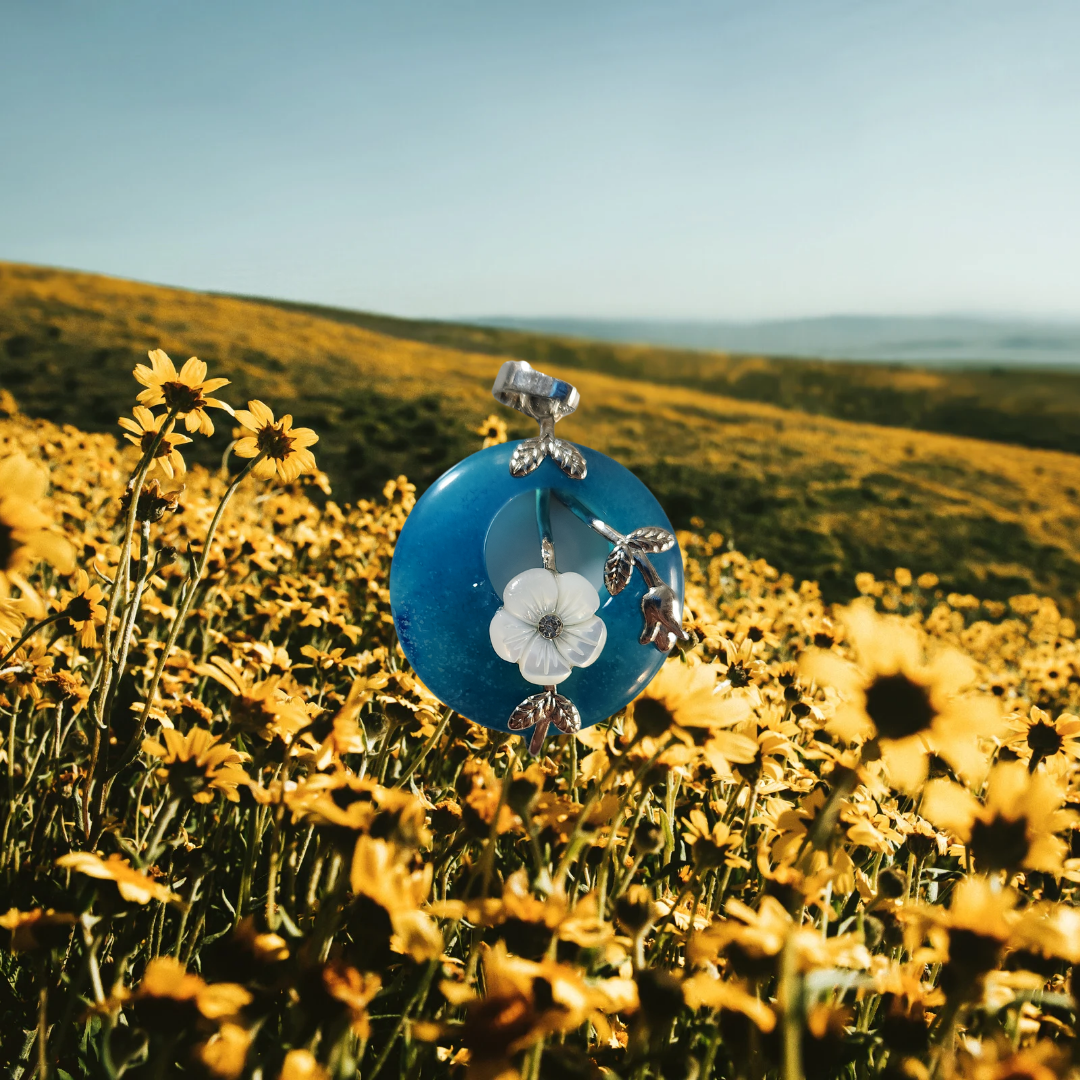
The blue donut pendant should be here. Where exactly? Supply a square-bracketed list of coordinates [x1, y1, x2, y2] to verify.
[389, 362, 686, 753]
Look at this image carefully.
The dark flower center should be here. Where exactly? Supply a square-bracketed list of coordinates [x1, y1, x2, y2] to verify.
[635, 698, 675, 737]
[864, 672, 936, 740]
[64, 596, 94, 623]
[0, 522, 15, 567]
[139, 430, 175, 458]
[537, 614, 563, 640]
[161, 381, 205, 413]
[969, 813, 1030, 872]
[726, 661, 752, 688]
[945, 928, 1002, 978]
[255, 422, 296, 461]
[1026, 721, 1063, 757]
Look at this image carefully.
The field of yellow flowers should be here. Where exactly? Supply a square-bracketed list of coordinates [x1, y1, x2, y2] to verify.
[2, 350, 1080, 1080]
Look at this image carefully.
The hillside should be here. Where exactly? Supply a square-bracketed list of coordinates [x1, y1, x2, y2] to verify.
[6, 261, 1080, 610]
[242, 295, 1080, 457]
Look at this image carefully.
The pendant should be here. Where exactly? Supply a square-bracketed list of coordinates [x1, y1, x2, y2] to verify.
[389, 361, 686, 753]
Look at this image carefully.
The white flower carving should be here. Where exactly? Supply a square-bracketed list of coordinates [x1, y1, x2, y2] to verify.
[489, 568, 607, 686]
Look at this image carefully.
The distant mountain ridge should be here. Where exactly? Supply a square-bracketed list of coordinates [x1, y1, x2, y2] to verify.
[477, 315, 1080, 367]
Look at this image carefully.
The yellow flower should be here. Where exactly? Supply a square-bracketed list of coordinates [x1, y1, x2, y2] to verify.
[195, 657, 313, 743]
[56, 852, 180, 905]
[681, 809, 749, 870]
[285, 771, 430, 847]
[322, 961, 382, 1037]
[118, 405, 193, 479]
[0, 454, 75, 596]
[0, 600, 25, 644]
[198, 1023, 252, 1080]
[350, 835, 442, 963]
[232, 400, 319, 483]
[132, 956, 252, 1020]
[915, 876, 1020, 979]
[1, 642, 53, 701]
[476, 413, 508, 448]
[682, 972, 776, 1032]
[133, 349, 233, 435]
[141, 727, 251, 803]
[58, 569, 106, 647]
[689, 895, 870, 973]
[443, 942, 637, 1075]
[630, 658, 752, 745]
[922, 761, 1076, 875]
[1002, 706, 1080, 772]
[278, 1050, 329, 1080]
[805, 601, 1000, 790]
[0, 907, 76, 952]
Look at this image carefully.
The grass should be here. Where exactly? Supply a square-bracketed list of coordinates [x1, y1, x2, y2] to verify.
[5, 261, 1080, 610]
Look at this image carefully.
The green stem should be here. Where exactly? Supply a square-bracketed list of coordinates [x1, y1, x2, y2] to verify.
[98, 410, 179, 718]
[395, 707, 452, 788]
[108, 452, 266, 779]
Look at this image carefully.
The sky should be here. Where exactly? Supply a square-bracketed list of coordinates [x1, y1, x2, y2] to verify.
[1, 0, 1078, 320]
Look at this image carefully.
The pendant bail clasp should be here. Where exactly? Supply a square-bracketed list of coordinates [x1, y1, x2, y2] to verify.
[491, 361, 587, 480]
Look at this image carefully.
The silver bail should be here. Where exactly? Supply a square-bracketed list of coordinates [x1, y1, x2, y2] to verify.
[491, 361, 586, 480]
[491, 360, 580, 424]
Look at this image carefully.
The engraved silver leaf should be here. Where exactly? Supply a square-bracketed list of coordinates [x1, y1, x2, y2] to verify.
[603, 544, 634, 596]
[509, 438, 547, 478]
[507, 690, 581, 736]
[627, 526, 676, 555]
[549, 694, 581, 735]
[548, 438, 587, 480]
[507, 693, 545, 731]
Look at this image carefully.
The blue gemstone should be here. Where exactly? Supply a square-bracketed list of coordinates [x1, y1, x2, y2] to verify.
[390, 442, 684, 732]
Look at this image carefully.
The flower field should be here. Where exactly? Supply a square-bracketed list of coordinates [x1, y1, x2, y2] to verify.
[2, 350, 1080, 1080]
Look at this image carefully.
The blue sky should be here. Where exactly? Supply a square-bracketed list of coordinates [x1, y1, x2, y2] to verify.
[1, 0, 1077, 319]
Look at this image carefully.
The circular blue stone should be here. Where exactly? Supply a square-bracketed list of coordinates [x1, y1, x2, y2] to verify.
[390, 442, 683, 732]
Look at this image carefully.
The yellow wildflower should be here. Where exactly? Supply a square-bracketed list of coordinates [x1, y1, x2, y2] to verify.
[232, 400, 319, 483]
[141, 727, 251, 803]
[56, 852, 180, 905]
[118, 405, 193, 478]
[0, 453, 75, 596]
[133, 349, 232, 435]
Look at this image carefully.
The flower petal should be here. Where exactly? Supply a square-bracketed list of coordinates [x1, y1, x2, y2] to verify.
[554, 614, 607, 668]
[554, 571, 601, 624]
[519, 635, 573, 686]
[489, 609, 538, 664]
[503, 568, 559, 624]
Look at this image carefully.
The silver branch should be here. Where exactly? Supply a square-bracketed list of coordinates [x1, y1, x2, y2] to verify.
[555, 493, 686, 653]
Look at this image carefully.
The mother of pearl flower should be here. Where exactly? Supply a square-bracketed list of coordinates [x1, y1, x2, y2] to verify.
[488, 568, 607, 686]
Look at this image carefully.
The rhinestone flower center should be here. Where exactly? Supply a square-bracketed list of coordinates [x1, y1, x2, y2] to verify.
[537, 613, 564, 640]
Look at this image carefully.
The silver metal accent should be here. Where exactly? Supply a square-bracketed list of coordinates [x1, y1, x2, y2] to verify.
[536, 489, 557, 573]
[506, 485, 583, 754]
[508, 689, 582, 755]
[492, 361, 586, 479]
[555, 493, 686, 653]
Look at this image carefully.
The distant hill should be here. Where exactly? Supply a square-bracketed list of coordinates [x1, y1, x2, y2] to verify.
[479, 314, 1080, 368]
[8, 261, 1080, 611]
[238, 297, 1080, 459]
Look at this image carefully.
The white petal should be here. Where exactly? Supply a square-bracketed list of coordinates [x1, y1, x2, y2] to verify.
[519, 635, 573, 686]
[554, 571, 601, 624]
[503, 568, 559, 623]
[490, 609, 539, 664]
[555, 615, 607, 669]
